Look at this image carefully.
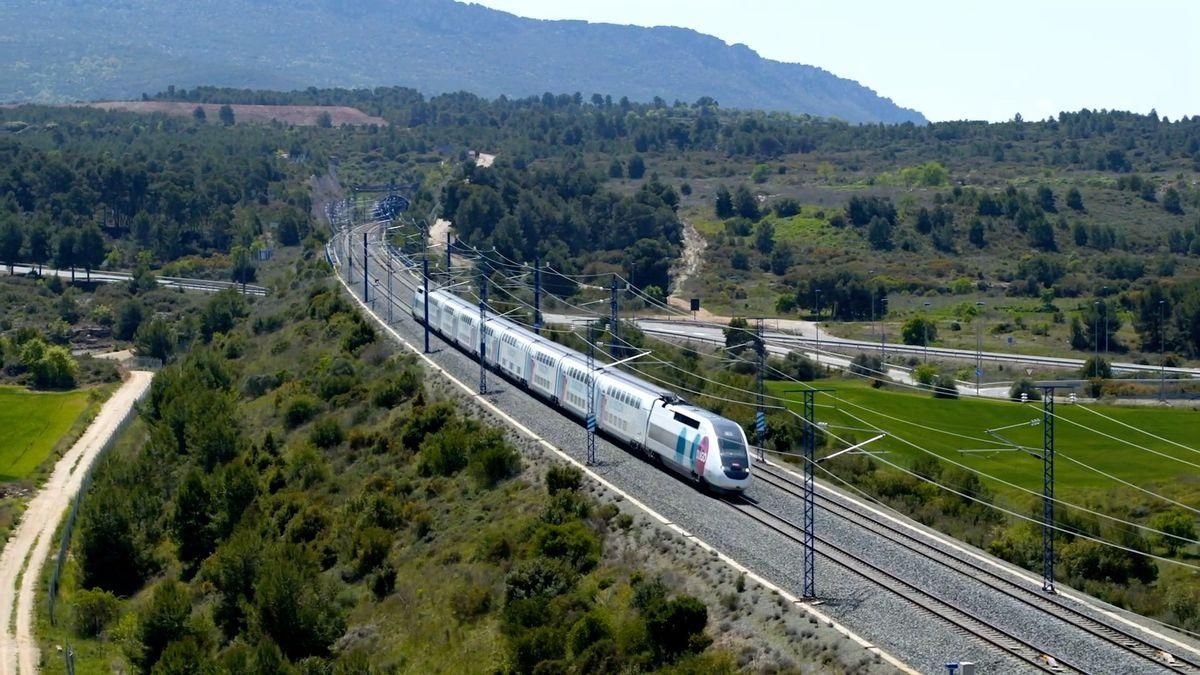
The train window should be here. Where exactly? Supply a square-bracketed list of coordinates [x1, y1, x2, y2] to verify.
[673, 413, 700, 429]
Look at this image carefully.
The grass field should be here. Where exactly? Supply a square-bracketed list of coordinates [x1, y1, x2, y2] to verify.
[767, 378, 1200, 507]
[0, 386, 93, 481]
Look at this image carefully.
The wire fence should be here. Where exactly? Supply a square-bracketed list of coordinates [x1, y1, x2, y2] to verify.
[47, 387, 148, 626]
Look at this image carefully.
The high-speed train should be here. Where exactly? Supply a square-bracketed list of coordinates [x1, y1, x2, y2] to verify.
[412, 287, 752, 493]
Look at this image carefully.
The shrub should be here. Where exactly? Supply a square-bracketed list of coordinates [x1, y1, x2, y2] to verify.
[72, 588, 121, 638]
[309, 418, 344, 449]
[930, 374, 959, 399]
[532, 521, 601, 572]
[242, 373, 281, 398]
[1008, 379, 1043, 402]
[418, 426, 469, 477]
[352, 525, 391, 576]
[568, 613, 612, 657]
[546, 465, 583, 495]
[450, 582, 492, 622]
[504, 558, 577, 602]
[1080, 356, 1112, 379]
[371, 369, 421, 408]
[913, 364, 938, 386]
[283, 396, 318, 428]
[512, 627, 566, 674]
[469, 441, 521, 488]
[849, 353, 883, 379]
[644, 595, 711, 663]
[318, 374, 355, 400]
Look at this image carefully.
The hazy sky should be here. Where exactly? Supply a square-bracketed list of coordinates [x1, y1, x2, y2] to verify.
[467, 0, 1199, 122]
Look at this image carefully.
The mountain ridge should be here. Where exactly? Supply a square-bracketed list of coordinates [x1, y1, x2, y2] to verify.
[0, 0, 926, 124]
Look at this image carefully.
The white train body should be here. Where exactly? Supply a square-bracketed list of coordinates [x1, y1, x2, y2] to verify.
[412, 287, 752, 493]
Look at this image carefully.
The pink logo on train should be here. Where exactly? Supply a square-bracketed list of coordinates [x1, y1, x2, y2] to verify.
[695, 436, 709, 474]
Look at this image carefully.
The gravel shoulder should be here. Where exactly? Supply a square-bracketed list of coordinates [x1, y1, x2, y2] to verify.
[0, 371, 153, 675]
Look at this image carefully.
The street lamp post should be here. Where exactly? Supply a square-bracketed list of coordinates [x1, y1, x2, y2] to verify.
[1160, 300, 1166, 402]
[1093, 301, 1100, 375]
[868, 270, 876, 338]
[1101, 286, 1109, 356]
[976, 300, 985, 395]
[923, 301, 932, 364]
[814, 289, 823, 367]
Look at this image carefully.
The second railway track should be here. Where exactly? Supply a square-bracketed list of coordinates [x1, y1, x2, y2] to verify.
[753, 460, 1198, 673]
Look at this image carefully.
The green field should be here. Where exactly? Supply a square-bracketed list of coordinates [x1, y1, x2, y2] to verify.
[768, 378, 1200, 506]
[0, 386, 92, 481]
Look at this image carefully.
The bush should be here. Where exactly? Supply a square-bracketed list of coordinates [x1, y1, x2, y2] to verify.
[450, 582, 492, 622]
[469, 440, 521, 488]
[504, 558, 578, 602]
[309, 418, 344, 449]
[644, 595, 711, 663]
[136, 580, 192, 671]
[352, 525, 391, 576]
[533, 521, 601, 572]
[930, 374, 958, 399]
[1008, 379, 1043, 402]
[849, 353, 883, 379]
[371, 369, 420, 408]
[418, 426, 469, 477]
[546, 465, 583, 495]
[282, 396, 319, 428]
[913, 364, 937, 386]
[568, 613, 612, 657]
[512, 627, 566, 674]
[1080, 356, 1112, 379]
[72, 588, 121, 638]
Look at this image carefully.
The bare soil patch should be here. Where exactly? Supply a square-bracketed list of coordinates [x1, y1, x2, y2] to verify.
[80, 101, 388, 126]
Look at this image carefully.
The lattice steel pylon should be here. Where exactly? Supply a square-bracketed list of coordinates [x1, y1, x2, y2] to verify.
[609, 275, 620, 359]
[1042, 386, 1057, 593]
[586, 322, 597, 465]
[533, 258, 542, 334]
[422, 256, 430, 354]
[755, 318, 767, 460]
[479, 271, 488, 395]
[802, 389, 817, 599]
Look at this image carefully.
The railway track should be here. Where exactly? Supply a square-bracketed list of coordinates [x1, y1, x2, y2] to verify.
[724, 495, 1081, 673]
[753, 461, 1198, 673]
[341, 223, 1198, 672]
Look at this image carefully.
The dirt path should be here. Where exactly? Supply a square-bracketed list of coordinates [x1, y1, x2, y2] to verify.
[667, 219, 706, 306]
[0, 371, 153, 674]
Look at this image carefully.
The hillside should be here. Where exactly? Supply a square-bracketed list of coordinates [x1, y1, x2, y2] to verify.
[0, 0, 924, 124]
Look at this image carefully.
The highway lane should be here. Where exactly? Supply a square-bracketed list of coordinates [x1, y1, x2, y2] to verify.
[541, 313, 1199, 379]
[5, 264, 268, 296]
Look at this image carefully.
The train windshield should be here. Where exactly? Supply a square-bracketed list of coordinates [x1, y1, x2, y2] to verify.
[713, 420, 748, 467]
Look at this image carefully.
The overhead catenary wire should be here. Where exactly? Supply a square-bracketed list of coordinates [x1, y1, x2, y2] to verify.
[482, 251, 1200, 537]
[1074, 403, 1200, 457]
[360, 229, 1200, 555]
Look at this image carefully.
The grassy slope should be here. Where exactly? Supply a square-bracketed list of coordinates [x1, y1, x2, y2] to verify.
[0, 386, 92, 481]
[768, 378, 1200, 503]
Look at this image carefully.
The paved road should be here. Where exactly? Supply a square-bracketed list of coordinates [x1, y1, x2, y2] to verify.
[558, 315, 1200, 380]
[0, 371, 153, 674]
[5, 264, 268, 296]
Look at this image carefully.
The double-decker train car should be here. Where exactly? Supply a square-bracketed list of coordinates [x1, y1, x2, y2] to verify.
[412, 286, 751, 492]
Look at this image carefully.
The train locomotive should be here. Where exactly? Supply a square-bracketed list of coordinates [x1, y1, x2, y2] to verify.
[412, 287, 752, 493]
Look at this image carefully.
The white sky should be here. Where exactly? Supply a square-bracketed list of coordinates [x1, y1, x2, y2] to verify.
[466, 0, 1200, 122]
